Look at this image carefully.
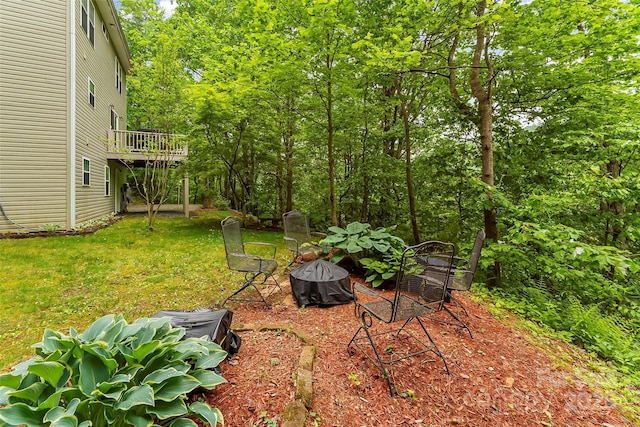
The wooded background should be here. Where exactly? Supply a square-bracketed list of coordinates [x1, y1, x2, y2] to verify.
[118, 0, 640, 379]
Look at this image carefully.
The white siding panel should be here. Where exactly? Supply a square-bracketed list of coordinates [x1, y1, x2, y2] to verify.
[0, 0, 69, 232]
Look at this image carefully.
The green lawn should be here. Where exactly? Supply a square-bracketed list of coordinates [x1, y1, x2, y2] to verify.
[0, 210, 289, 370]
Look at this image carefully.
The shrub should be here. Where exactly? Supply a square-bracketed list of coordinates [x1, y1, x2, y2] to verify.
[321, 222, 407, 286]
[0, 314, 226, 427]
[213, 194, 230, 211]
[481, 221, 640, 376]
[359, 247, 405, 288]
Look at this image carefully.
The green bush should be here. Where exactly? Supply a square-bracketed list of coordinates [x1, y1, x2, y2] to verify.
[212, 194, 230, 211]
[481, 221, 640, 376]
[0, 315, 226, 427]
[359, 248, 405, 288]
[321, 222, 407, 286]
[564, 299, 640, 372]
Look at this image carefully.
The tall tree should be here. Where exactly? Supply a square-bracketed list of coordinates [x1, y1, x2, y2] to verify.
[447, 1, 500, 271]
[119, 0, 190, 230]
[299, 0, 357, 226]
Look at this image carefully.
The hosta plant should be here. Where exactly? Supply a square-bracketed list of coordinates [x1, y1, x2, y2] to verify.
[321, 222, 406, 267]
[360, 247, 427, 288]
[359, 247, 405, 288]
[0, 314, 226, 427]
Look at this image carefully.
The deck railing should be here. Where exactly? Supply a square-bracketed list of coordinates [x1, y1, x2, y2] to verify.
[107, 130, 187, 157]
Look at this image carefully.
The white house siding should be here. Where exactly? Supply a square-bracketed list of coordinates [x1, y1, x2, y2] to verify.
[74, 0, 127, 224]
[0, 0, 70, 232]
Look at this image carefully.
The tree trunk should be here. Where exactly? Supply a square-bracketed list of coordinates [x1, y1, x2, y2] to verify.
[361, 108, 369, 223]
[603, 157, 624, 246]
[326, 57, 338, 226]
[397, 75, 420, 244]
[246, 140, 256, 216]
[470, 1, 500, 284]
[285, 108, 295, 213]
[381, 85, 399, 157]
[276, 140, 284, 215]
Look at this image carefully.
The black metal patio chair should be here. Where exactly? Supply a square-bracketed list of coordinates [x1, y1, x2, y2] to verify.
[220, 216, 281, 307]
[433, 228, 486, 338]
[282, 210, 326, 269]
[347, 241, 454, 396]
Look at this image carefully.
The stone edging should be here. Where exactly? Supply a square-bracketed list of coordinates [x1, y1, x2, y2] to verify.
[232, 322, 316, 427]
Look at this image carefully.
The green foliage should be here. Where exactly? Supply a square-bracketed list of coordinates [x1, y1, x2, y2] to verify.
[564, 300, 640, 371]
[39, 224, 63, 234]
[482, 221, 640, 376]
[347, 373, 360, 385]
[0, 314, 226, 427]
[400, 389, 417, 401]
[321, 222, 406, 264]
[105, 0, 640, 420]
[309, 410, 321, 426]
[74, 214, 117, 232]
[321, 222, 408, 287]
[254, 411, 277, 427]
[484, 222, 640, 308]
[211, 193, 230, 211]
[321, 222, 407, 285]
[359, 247, 404, 288]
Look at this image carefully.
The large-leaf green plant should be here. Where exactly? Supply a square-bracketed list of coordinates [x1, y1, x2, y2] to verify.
[482, 221, 640, 374]
[321, 222, 407, 286]
[0, 315, 226, 427]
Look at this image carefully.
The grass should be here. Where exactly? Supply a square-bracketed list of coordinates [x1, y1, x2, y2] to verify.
[0, 209, 289, 370]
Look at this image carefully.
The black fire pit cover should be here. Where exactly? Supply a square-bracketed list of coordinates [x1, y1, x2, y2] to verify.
[290, 259, 354, 307]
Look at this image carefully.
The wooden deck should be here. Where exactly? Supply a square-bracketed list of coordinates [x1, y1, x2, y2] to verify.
[107, 130, 187, 163]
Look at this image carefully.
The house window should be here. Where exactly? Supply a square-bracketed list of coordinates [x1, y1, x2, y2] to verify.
[102, 22, 109, 41]
[88, 78, 95, 107]
[82, 158, 91, 186]
[105, 166, 111, 196]
[110, 108, 119, 130]
[115, 58, 123, 94]
[81, 0, 95, 47]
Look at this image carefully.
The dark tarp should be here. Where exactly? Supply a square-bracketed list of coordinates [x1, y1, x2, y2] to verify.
[151, 309, 240, 357]
[290, 259, 354, 307]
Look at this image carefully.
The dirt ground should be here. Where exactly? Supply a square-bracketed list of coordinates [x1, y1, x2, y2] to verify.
[203, 276, 633, 427]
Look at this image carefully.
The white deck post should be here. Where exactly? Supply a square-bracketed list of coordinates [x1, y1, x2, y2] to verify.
[183, 173, 190, 218]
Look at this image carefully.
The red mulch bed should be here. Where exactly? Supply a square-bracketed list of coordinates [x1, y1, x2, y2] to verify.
[204, 278, 632, 427]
